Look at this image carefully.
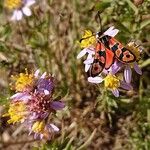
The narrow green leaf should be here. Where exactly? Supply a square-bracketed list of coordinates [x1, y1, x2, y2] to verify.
[140, 58, 150, 68]
[140, 20, 150, 29]
[124, 0, 138, 14]
[95, 0, 112, 11]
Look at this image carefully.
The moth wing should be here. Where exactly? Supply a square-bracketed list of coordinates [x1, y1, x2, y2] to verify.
[88, 42, 106, 77]
[105, 48, 115, 69]
[109, 37, 136, 63]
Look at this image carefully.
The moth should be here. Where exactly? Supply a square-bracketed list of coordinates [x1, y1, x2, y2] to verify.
[88, 27, 137, 77]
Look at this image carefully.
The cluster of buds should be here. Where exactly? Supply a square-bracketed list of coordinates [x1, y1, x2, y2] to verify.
[4, 69, 65, 139]
[77, 27, 143, 97]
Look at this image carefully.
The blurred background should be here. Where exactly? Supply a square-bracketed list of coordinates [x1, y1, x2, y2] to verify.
[0, 0, 150, 149]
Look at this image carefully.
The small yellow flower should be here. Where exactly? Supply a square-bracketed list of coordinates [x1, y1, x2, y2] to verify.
[3, 102, 27, 124]
[80, 30, 96, 48]
[32, 121, 45, 133]
[126, 41, 141, 61]
[11, 69, 34, 92]
[104, 74, 120, 90]
[4, 0, 22, 9]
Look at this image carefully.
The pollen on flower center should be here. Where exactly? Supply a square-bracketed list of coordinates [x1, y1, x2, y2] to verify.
[79, 30, 96, 48]
[104, 74, 120, 89]
[5, 0, 22, 9]
[32, 121, 45, 133]
[3, 102, 26, 124]
[11, 70, 34, 92]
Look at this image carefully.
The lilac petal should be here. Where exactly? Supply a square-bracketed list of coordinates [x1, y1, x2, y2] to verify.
[84, 58, 94, 65]
[10, 93, 31, 102]
[110, 60, 123, 75]
[44, 90, 49, 95]
[124, 65, 132, 83]
[85, 64, 91, 72]
[37, 78, 54, 92]
[26, 0, 36, 7]
[51, 101, 65, 110]
[34, 69, 40, 77]
[50, 124, 59, 132]
[133, 62, 142, 75]
[77, 48, 87, 59]
[22, 6, 32, 16]
[88, 77, 103, 83]
[40, 72, 47, 78]
[11, 10, 23, 21]
[86, 48, 95, 55]
[111, 89, 119, 97]
[104, 26, 119, 37]
[120, 81, 133, 90]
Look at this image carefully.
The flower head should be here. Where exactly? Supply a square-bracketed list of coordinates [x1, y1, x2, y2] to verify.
[104, 74, 120, 90]
[4, 69, 65, 140]
[3, 101, 27, 124]
[11, 69, 34, 92]
[5, 0, 22, 9]
[4, 0, 36, 21]
[79, 30, 96, 48]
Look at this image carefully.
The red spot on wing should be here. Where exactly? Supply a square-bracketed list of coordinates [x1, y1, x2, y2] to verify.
[105, 48, 114, 69]
[122, 51, 135, 62]
[110, 37, 124, 49]
[115, 49, 122, 57]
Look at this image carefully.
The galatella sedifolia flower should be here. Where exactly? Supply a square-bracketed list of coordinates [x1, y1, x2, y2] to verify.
[3, 69, 65, 140]
[4, 0, 36, 21]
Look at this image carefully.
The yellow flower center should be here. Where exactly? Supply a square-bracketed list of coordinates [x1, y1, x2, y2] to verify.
[32, 121, 45, 133]
[126, 41, 141, 61]
[80, 30, 96, 48]
[11, 70, 34, 92]
[4, 0, 22, 9]
[104, 74, 120, 90]
[3, 102, 26, 124]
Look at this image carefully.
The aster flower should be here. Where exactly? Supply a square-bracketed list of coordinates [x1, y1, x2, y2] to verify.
[4, 69, 65, 140]
[4, 0, 36, 21]
[79, 30, 96, 48]
[88, 74, 132, 97]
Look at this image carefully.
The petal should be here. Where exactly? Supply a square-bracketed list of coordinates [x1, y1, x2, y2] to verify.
[111, 89, 119, 97]
[104, 26, 119, 37]
[10, 93, 31, 102]
[22, 7, 32, 16]
[40, 72, 47, 78]
[77, 48, 87, 59]
[44, 90, 50, 95]
[110, 60, 123, 75]
[86, 48, 95, 55]
[124, 65, 132, 83]
[83, 58, 94, 65]
[85, 64, 91, 72]
[34, 69, 40, 77]
[11, 10, 23, 21]
[51, 101, 65, 110]
[88, 76, 103, 83]
[25, 0, 36, 7]
[120, 81, 133, 90]
[50, 124, 59, 132]
[133, 62, 142, 75]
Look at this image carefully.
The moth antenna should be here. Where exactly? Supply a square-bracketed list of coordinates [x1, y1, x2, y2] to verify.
[79, 33, 96, 43]
[96, 11, 103, 33]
